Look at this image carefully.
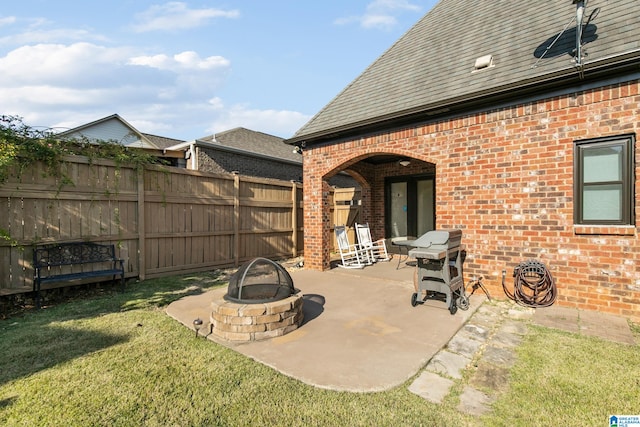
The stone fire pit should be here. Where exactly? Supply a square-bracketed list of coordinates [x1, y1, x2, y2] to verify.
[210, 295, 304, 341]
[210, 257, 304, 341]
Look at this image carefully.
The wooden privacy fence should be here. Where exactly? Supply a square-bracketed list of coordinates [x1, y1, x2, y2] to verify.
[0, 156, 361, 296]
[0, 156, 304, 295]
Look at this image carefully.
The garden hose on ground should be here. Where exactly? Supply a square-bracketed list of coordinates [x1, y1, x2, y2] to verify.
[502, 259, 557, 308]
[467, 275, 492, 301]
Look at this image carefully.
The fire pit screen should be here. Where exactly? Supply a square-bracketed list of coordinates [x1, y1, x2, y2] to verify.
[224, 257, 298, 304]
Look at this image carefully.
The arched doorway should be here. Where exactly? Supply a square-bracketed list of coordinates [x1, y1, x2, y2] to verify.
[309, 152, 436, 270]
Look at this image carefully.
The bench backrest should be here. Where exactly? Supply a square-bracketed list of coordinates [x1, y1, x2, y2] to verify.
[34, 242, 117, 268]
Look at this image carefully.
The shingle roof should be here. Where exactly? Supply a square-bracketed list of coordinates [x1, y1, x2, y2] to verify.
[197, 127, 301, 163]
[289, 0, 640, 143]
[141, 133, 186, 150]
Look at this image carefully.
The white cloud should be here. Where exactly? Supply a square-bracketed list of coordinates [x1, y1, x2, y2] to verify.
[132, 2, 240, 33]
[0, 43, 280, 142]
[0, 16, 16, 26]
[335, 0, 421, 30]
[0, 4, 306, 141]
[129, 51, 230, 71]
[0, 16, 108, 46]
[0, 28, 107, 45]
[0, 40, 235, 139]
[368, 0, 421, 13]
[208, 97, 224, 110]
[1, 84, 309, 141]
[361, 15, 397, 30]
[0, 43, 132, 85]
[0, 42, 230, 94]
[129, 51, 231, 94]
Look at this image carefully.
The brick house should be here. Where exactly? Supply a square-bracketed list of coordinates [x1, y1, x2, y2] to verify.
[286, 0, 640, 320]
[166, 127, 303, 181]
[184, 127, 355, 187]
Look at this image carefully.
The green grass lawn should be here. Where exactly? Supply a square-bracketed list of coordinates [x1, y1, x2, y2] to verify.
[485, 326, 640, 426]
[1, 272, 638, 426]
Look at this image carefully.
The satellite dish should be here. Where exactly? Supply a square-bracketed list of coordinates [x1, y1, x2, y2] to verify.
[532, 1, 600, 69]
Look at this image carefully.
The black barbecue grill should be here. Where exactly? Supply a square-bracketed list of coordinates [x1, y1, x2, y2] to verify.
[408, 229, 469, 314]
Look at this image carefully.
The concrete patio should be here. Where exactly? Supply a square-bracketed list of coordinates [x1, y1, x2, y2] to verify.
[166, 260, 485, 392]
[167, 257, 635, 410]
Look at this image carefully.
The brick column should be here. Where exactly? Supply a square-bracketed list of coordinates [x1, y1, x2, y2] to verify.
[303, 163, 327, 270]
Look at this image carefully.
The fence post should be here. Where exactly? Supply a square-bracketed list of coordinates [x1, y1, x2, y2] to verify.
[137, 167, 146, 281]
[233, 172, 240, 267]
[291, 181, 298, 258]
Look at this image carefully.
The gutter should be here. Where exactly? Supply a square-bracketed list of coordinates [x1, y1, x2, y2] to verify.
[167, 139, 303, 167]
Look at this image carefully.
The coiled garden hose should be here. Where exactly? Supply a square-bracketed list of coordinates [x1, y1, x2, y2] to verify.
[502, 259, 557, 308]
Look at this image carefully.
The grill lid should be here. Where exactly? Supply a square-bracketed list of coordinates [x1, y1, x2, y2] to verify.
[412, 229, 462, 250]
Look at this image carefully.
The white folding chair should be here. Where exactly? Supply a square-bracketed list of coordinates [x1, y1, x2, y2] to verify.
[355, 223, 391, 262]
[334, 225, 370, 268]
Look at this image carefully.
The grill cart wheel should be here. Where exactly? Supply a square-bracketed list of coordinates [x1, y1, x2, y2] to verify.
[411, 292, 420, 307]
[449, 299, 457, 314]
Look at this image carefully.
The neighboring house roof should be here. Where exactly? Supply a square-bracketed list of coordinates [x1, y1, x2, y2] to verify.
[142, 133, 186, 150]
[57, 115, 300, 167]
[59, 114, 161, 149]
[191, 127, 302, 164]
[288, 0, 640, 144]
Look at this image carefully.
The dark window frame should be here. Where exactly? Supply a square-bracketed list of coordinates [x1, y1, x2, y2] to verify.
[573, 134, 635, 225]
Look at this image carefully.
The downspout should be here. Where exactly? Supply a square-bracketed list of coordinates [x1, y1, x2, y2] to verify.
[190, 142, 198, 170]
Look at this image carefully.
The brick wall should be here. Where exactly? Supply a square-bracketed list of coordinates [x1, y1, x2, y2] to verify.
[302, 80, 640, 320]
[198, 147, 357, 187]
[199, 148, 303, 182]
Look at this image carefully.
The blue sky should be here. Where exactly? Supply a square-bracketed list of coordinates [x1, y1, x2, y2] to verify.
[0, 1, 437, 141]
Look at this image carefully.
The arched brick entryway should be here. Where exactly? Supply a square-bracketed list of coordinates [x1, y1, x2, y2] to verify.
[302, 146, 436, 271]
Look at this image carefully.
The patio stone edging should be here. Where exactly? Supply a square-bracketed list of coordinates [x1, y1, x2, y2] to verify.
[409, 301, 533, 415]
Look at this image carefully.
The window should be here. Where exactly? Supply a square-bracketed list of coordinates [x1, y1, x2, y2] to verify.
[574, 135, 634, 225]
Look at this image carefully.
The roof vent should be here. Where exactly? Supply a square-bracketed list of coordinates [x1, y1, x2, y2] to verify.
[473, 54, 494, 71]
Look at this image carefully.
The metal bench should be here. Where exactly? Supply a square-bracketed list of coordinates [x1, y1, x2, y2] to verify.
[33, 242, 125, 308]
